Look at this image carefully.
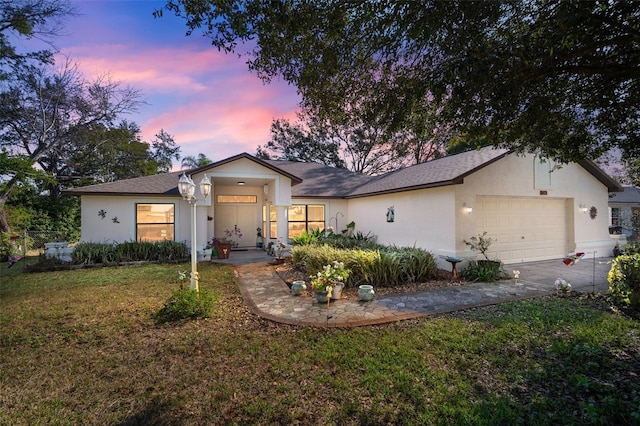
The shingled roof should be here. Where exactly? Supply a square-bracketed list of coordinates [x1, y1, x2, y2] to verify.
[347, 147, 510, 197]
[65, 147, 621, 198]
[64, 170, 184, 196]
[263, 160, 375, 198]
[609, 186, 640, 203]
[64, 153, 302, 196]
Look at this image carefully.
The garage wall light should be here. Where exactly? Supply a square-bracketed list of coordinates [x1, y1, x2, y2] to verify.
[463, 202, 473, 214]
[579, 203, 588, 213]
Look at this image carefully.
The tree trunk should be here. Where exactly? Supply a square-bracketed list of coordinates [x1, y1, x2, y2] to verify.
[0, 199, 11, 234]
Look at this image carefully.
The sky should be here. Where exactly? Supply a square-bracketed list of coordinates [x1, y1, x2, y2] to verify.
[53, 0, 300, 166]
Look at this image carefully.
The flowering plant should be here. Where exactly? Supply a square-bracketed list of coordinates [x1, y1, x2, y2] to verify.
[311, 261, 350, 292]
[208, 225, 243, 248]
[555, 278, 572, 294]
[513, 270, 520, 284]
[274, 238, 287, 258]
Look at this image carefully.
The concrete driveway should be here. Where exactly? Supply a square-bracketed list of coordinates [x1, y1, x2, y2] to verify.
[507, 255, 614, 294]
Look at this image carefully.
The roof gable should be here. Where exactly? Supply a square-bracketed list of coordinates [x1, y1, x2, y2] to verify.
[347, 147, 510, 197]
[65, 153, 302, 196]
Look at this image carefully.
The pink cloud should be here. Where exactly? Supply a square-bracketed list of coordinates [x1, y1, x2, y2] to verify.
[56, 1, 301, 166]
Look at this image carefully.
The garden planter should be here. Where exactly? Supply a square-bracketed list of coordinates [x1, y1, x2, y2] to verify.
[214, 244, 232, 259]
[330, 282, 344, 300]
[291, 281, 306, 296]
[314, 291, 329, 304]
[358, 285, 375, 301]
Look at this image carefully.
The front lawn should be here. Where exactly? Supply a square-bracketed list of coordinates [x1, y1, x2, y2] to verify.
[1, 263, 639, 424]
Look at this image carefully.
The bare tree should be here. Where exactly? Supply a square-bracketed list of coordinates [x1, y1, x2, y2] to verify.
[0, 58, 143, 232]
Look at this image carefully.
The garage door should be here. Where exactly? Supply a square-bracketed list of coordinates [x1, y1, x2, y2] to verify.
[475, 197, 568, 264]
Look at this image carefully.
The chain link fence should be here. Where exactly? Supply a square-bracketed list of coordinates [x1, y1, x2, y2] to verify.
[8, 230, 69, 257]
[1, 230, 69, 274]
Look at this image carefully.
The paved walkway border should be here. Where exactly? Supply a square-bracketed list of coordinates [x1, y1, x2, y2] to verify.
[231, 254, 614, 328]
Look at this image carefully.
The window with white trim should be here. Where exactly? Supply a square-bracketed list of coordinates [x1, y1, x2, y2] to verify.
[136, 204, 175, 242]
[288, 204, 325, 238]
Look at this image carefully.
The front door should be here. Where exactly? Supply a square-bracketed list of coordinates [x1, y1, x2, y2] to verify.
[215, 205, 257, 248]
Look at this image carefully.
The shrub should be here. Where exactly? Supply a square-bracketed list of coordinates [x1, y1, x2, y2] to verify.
[608, 254, 640, 308]
[72, 240, 189, 265]
[155, 288, 217, 323]
[624, 242, 640, 255]
[72, 242, 121, 265]
[290, 228, 325, 246]
[291, 244, 436, 287]
[118, 240, 156, 262]
[461, 260, 503, 282]
[464, 231, 496, 261]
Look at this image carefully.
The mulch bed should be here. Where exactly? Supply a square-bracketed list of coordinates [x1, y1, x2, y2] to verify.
[272, 258, 470, 301]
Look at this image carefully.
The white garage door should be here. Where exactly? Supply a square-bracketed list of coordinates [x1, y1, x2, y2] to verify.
[475, 197, 568, 264]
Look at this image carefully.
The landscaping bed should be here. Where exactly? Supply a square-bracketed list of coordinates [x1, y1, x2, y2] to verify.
[274, 258, 470, 300]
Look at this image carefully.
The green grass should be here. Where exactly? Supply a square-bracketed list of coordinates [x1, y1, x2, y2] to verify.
[1, 263, 639, 425]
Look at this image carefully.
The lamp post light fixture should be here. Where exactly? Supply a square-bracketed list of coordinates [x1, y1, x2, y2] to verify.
[178, 173, 212, 291]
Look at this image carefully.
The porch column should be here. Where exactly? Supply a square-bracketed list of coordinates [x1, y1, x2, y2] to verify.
[276, 205, 288, 242]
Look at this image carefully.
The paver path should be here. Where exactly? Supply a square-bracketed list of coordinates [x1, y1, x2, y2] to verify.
[234, 256, 614, 327]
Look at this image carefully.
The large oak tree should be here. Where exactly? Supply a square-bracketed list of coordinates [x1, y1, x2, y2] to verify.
[158, 0, 640, 163]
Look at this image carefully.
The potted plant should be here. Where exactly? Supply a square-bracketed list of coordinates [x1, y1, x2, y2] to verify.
[208, 226, 242, 259]
[310, 261, 350, 302]
[554, 278, 572, 296]
[271, 238, 287, 264]
[256, 227, 264, 248]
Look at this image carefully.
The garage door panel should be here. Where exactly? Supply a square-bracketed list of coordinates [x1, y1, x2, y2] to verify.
[476, 197, 567, 264]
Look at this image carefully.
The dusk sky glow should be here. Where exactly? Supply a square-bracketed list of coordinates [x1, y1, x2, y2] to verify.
[55, 0, 300, 165]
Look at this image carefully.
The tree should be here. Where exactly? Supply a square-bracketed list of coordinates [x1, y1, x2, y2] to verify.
[0, 58, 143, 232]
[64, 121, 164, 186]
[181, 153, 212, 169]
[257, 116, 346, 169]
[158, 0, 640, 163]
[0, 0, 75, 81]
[150, 129, 180, 173]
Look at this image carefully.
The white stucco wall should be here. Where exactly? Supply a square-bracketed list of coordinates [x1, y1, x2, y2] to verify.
[79, 195, 183, 243]
[455, 153, 614, 259]
[347, 186, 457, 259]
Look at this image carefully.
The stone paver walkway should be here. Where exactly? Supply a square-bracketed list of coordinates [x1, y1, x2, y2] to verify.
[232, 254, 614, 328]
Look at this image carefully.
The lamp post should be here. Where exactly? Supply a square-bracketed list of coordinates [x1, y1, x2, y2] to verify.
[178, 173, 211, 291]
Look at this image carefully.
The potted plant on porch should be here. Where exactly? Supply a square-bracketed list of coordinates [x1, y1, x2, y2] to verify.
[256, 227, 264, 248]
[208, 226, 243, 259]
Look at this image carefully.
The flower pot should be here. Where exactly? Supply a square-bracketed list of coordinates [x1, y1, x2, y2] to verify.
[314, 291, 329, 304]
[291, 280, 306, 296]
[214, 244, 232, 259]
[358, 285, 375, 302]
[330, 282, 344, 300]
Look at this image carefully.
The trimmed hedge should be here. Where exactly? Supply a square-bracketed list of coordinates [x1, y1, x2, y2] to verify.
[291, 244, 436, 288]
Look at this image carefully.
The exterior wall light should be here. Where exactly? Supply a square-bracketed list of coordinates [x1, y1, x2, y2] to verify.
[579, 203, 588, 213]
[463, 202, 473, 214]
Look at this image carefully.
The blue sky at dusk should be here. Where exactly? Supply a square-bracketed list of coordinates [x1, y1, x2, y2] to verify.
[56, 0, 300, 165]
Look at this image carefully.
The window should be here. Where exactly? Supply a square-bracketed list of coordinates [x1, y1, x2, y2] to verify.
[136, 204, 175, 242]
[288, 204, 325, 238]
[269, 205, 277, 238]
[217, 195, 257, 203]
[611, 207, 621, 226]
